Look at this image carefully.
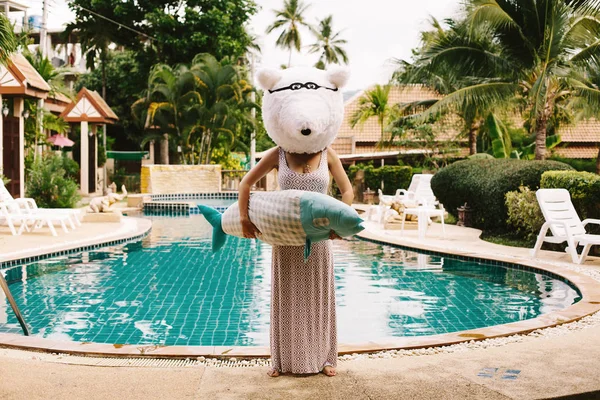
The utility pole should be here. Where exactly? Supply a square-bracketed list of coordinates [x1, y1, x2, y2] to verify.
[249, 52, 256, 170]
[40, 0, 48, 57]
[36, 0, 48, 160]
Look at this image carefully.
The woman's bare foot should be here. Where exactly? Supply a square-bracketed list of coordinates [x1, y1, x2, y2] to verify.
[322, 366, 337, 377]
[267, 368, 280, 377]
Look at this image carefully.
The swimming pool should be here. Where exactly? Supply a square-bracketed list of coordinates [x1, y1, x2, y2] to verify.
[0, 214, 580, 346]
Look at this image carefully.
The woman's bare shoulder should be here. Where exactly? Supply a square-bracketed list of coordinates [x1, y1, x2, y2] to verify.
[263, 146, 280, 168]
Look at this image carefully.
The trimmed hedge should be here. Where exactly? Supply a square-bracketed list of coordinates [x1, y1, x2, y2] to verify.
[431, 159, 573, 230]
[348, 164, 413, 195]
[505, 186, 545, 240]
[541, 170, 600, 220]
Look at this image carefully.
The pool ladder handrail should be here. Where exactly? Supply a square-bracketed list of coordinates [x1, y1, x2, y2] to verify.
[0, 272, 30, 336]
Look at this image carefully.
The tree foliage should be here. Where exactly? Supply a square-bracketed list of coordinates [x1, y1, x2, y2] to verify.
[132, 53, 256, 164]
[394, 0, 600, 160]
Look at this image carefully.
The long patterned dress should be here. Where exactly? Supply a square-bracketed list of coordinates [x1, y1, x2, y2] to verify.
[270, 147, 337, 374]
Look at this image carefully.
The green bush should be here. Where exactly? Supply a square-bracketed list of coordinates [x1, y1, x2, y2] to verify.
[431, 159, 573, 230]
[540, 170, 600, 220]
[26, 155, 81, 208]
[348, 164, 413, 195]
[549, 156, 596, 173]
[110, 167, 128, 189]
[61, 156, 80, 181]
[505, 186, 545, 240]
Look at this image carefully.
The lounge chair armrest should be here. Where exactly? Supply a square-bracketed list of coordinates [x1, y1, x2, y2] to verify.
[542, 219, 572, 237]
[12, 198, 37, 209]
[582, 219, 600, 228]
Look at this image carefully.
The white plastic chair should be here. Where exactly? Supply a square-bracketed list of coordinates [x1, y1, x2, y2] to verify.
[532, 188, 600, 264]
[0, 201, 71, 236]
[0, 203, 34, 235]
[400, 199, 446, 239]
[0, 181, 80, 228]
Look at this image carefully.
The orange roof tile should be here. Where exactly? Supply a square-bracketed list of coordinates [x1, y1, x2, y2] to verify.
[339, 85, 461, 144]
[553, 146, 598, 159]
[0, 53, 50, 98]
[10, 53, 51, 93]
[60, 87, 118, 123]
[558, 119, 600, 143]
[87, 89, 119, 120]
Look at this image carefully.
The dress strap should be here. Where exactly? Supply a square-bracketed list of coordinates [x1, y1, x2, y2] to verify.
[278, 147, 287, 171]
[319, 148, 328, 171]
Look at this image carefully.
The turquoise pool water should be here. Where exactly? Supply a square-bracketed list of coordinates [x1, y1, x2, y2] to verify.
[0, 215, 580, 346]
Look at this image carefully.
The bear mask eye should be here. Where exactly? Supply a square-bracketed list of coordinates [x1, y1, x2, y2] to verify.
[268, 82, 338, 93]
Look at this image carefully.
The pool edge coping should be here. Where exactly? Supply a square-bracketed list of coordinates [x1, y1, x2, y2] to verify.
[1, 219, 599, 359]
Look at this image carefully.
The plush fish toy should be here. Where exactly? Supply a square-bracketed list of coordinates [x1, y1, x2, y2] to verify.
[199, 190, 365, 259]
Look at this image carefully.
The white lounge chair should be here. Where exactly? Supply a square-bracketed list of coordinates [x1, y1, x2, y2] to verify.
[0, 203, 33, 235]
[400, 199, 446, 239]
[0, 181, 80, 228]
[396, 174, 437, 206]
[532, 188, 600, 264]
[0, 201, 70, 236]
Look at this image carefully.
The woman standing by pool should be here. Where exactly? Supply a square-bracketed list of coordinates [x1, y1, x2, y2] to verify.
[238, 145, 353, 377]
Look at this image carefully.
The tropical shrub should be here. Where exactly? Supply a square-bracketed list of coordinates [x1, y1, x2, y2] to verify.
[548, 157, 596, 173]
[110, 167, 128, 189]
[540, 171, 600, 220]
[431, 159, 573, 230]
[505, 186, 544, 240]
[348, 164, 413, 195]
[61, 156, 80, 181]
[26, 155, 80, 208]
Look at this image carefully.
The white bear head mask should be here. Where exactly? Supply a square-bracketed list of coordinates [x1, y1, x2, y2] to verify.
[256, 66, 350, 154]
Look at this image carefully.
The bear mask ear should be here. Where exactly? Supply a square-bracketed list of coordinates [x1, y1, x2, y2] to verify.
[326, 67, 350, 89]
[256, 68, 283, 91]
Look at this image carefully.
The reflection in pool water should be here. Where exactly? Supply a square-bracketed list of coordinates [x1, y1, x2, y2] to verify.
[0, 215, 580, 346]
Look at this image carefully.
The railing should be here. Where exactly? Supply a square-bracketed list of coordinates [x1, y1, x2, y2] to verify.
[0, 273, 30, 336]
[221, 170, 267, 191]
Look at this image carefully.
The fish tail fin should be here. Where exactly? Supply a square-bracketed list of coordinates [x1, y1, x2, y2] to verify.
[304, 238, 312, 263]
[198, 205, 227, 252]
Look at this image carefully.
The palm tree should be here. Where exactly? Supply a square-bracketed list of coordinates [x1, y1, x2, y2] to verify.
[308, 15, 349, 69]
[401, 0, 600, 160]
[0, 14, 17, 65]
[132, 63, 201, 164]
[394, 17, 511, 156]
[191, 54, 257, 164]
[133, 54, 256, 165]
[351, 85, 392, 145]
[266, 0, 311, 67]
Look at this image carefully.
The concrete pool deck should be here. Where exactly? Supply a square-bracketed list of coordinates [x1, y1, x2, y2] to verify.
[1, 215, 600, 398]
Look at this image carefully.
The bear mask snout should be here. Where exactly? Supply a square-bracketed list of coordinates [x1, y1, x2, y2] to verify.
[301, 128, 312, 136]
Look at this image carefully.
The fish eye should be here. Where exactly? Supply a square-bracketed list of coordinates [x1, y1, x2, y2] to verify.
[290, 83, 303, 90]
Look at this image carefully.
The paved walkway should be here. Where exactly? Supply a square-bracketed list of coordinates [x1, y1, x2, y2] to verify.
[1, 217, 600, 399]
[1, 321, 599, 399]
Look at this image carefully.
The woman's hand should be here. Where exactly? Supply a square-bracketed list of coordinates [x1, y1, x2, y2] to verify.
[241, 218, 261, 239]
[329, 230, 342, 240]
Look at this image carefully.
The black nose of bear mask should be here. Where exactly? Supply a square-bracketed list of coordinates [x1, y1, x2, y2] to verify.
[301, 128, 312, 136]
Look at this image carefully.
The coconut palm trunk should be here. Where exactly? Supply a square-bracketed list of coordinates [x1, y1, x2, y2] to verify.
[534, 115, 548, 160]
[160, 134, 169, 164]
[468, 123, 478, 155]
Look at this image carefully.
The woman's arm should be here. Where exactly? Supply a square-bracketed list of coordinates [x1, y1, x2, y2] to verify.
[328, 147, 353, 206]
[238, 147, 279, 238]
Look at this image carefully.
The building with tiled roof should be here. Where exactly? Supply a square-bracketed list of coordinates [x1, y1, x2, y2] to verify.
[332, 85, 465, 163]
[335, 85, 600, 162]
[553, 119, 600, 159]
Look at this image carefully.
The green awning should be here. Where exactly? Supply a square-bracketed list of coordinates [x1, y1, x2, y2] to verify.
[107, 151, 149, 161]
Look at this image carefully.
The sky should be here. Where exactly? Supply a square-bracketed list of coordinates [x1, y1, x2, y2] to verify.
[23, 0, 462, 91]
